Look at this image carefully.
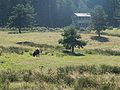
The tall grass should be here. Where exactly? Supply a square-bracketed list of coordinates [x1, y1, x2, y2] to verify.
[0, 65, 120, 90]
[101, 29, 120, 37]
[85, 49, 120, 56]
[0, 46, 31, 55]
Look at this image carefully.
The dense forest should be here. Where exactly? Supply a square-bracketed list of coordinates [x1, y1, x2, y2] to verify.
[0, 0, 119, 27]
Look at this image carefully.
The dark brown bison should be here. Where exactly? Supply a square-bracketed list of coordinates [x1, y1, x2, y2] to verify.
[33, 48, 41, 57]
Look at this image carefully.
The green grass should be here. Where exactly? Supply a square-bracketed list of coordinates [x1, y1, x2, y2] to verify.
[0, 31, 120, 71]
[101, 29, 120, 37]
[82, 33, 120, 50]
[0, 53, 120, 71]
[0, 30, 120, 90]
[0, 31, 120, 49]
[0, 31, 61, 46]
[0, 64, 120, 90]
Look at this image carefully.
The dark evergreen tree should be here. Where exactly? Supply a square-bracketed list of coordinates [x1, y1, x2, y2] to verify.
[0, 0, 10, 26]
[59, 28, 87, 53]
[8, 2, 35, 33]
[91, 5, 107, 37]
[0, 0, 118, 27]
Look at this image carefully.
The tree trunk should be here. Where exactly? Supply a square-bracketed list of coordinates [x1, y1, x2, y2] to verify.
[71, 46, 74, 54]
[97, 30, 101, 37]
[18, 28, 21, 33]
[98, 31, 100, 37]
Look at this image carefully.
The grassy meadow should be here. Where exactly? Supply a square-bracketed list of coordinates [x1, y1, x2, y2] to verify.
[0, 29, 120, 90]
[101, 28, 120, 37]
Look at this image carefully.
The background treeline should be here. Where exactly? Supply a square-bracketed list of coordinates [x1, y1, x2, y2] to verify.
[0, 0, 118, 27]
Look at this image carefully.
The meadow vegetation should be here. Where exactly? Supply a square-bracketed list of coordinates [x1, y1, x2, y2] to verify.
[0, 28, 120, 89]
[101, 28, 120, 37]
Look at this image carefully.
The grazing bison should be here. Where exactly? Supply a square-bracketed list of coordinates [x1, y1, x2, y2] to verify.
[33, 48, 41, 57]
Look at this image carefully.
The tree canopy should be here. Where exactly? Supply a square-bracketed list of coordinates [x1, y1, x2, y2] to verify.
[8, 2, 35, 33]
[91, 5, 107, 37]
[0, 0, 119, 27]
[59, 28, 87, 53]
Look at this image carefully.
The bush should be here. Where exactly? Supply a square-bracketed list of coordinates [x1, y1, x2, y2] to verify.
[31, 27, 63, 32]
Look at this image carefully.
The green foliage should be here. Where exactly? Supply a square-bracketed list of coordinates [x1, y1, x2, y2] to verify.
[91, 5, 107, 37]
[0, 30, 119, 89]
[0, 0, 118, 27]
[8, 2, 35, 33]
[59, 28, 87, 53]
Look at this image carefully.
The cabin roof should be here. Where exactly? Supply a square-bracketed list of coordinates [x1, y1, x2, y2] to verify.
[74, 13, 91, 17]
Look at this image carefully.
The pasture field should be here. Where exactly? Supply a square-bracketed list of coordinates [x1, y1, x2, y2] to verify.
[101, 28, 120, 37]
[0, 30, 120, 70]
[0, 53, 120, 70]
[0, 30, 120, 90]
[1, 30, 120, 49]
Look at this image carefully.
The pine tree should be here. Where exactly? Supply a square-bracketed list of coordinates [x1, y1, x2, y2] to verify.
[91, 5, 107, 37]
[8, 2, 35, 33]
[59, 27, 87, 53]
